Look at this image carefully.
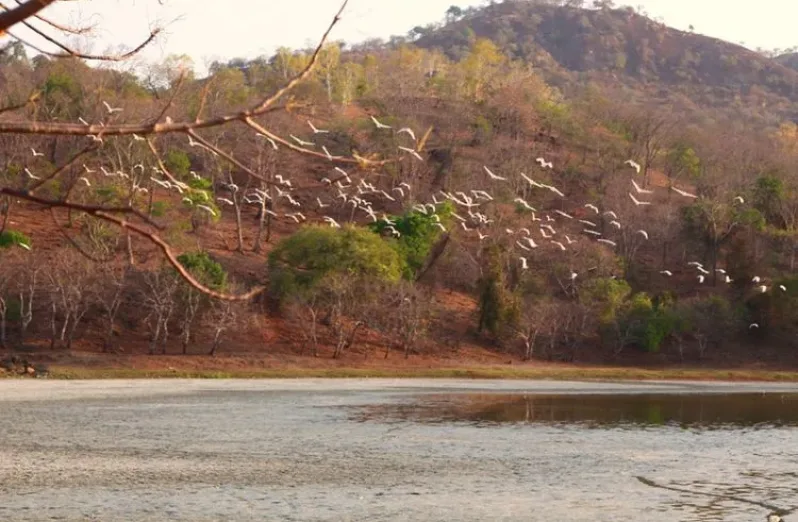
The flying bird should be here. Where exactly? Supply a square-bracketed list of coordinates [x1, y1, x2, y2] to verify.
[636, 229, 649, 240]
[584, 203, 599, 214]
[519, 257, 529, 270]
[629, 193, 651, 206]
[30, 148, 43, 157]
[132, 133, 145, 141]
[256, 133, 279, 150]
[551, 240, 566, 251]
[553, 210, 573, 219]
[625, 159, 641, 173]
[535, 157, 553, 169]
[370, 115, 391, 129]
[307, 120, 329, 134]
[660, 270, 673, 276]
[397, 127, 416, 140]
[197, 205, 217, 217]
[597, 238, 617, 247]
[102, 100, 122, 113]
[733, 196, 745, 204]
[323, 216, 341, 228]
[483, 166, 506, 181]
[216, 197, 234, 206]
[698, 275, 705, 284]
[24, 168, 40, 180]
[631, 179, 653, 195]
[290, 134, 314, 147]
[514, 198, 536, 211]
[671, 186, 698, 199]
[398, 146, 424, 161]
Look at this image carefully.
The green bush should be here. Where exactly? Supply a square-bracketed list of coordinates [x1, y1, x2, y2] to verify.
[0, 229, 31, 249]
[165, 150, 191, 177]
[268, 225, 404, 299]
[176, 251, 227, 290]
[368, 201, 453, 279]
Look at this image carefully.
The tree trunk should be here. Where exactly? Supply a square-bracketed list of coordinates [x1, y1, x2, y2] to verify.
[149, 319, 161, 355]
[234, 202, 244, 252]
[0, 299, 6, 348]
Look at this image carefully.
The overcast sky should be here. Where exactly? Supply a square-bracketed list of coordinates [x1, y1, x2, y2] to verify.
[7, 0, 798, 74]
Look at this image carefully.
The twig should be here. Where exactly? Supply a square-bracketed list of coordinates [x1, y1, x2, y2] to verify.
[194, 76, 216, 124]
[153, 70, 186, 124]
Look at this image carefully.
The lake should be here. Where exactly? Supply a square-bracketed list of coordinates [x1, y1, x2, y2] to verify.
[0, 379, 797, 521]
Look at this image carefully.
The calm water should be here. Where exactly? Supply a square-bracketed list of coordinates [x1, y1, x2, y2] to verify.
[0, 379, 797, 521]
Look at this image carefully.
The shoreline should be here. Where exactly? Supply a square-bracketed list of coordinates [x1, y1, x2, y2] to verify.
[15, 364, 798, 381]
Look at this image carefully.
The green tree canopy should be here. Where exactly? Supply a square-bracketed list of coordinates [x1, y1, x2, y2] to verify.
[268, 225, 404, 298]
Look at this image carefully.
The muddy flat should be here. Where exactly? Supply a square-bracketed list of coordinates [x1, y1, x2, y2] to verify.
[1, 379, 797, 521]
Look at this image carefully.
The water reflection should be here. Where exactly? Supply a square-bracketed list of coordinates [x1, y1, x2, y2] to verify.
[353, 392, 798, 428]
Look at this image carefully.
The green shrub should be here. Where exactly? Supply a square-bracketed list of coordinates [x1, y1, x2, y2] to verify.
[176, 251, 227, 290]
[0, 229, 31, 249]
[368, 201, 453, 279]
[268, 225, 404, 299]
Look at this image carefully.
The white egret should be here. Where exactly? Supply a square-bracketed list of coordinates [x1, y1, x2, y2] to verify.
[629, 193, 651, 206]
[397, 127, 416, 140]
[290, 134, 314, 147]
[370, 116, 391, 129]
[307, 120, 329, 134]
[671, 186, 698, 199]
[631, 179, 653, 195]
[102, 101, 122, 113]
[398, 146, 424, 161]
[483, 166, 506, 181]
[624, 159, 641, 173]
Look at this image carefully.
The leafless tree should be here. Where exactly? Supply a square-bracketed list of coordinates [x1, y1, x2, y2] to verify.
[92, 264, 128, 352]
[207, 293, 240, 356]
[140, 268, 179, 354]
[46, 252, 93, 349]
[287, 290, 322, 357]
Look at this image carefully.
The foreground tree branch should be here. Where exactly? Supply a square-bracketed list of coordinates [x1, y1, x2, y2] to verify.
[0, 0, 57, 34]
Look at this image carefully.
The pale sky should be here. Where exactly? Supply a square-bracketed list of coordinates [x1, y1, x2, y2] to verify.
[9, 0, 798, 75]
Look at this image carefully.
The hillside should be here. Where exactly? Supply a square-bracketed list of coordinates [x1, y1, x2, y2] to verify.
[415, 2, 798, 127]
[3, 1, 798, 377]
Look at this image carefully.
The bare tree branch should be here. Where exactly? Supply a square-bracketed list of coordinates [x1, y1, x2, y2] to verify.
[0, 0, 57, 33]
[95, 210, 265, 301]
[0, 187, 161, 229]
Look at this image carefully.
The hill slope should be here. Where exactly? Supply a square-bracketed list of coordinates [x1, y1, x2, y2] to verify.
[416, 2, 798, 126]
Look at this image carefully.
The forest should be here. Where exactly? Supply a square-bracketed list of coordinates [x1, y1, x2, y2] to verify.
[2, 0, 798, 372]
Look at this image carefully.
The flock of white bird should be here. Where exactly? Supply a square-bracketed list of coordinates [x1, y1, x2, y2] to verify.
[16, 103, 785, 313]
